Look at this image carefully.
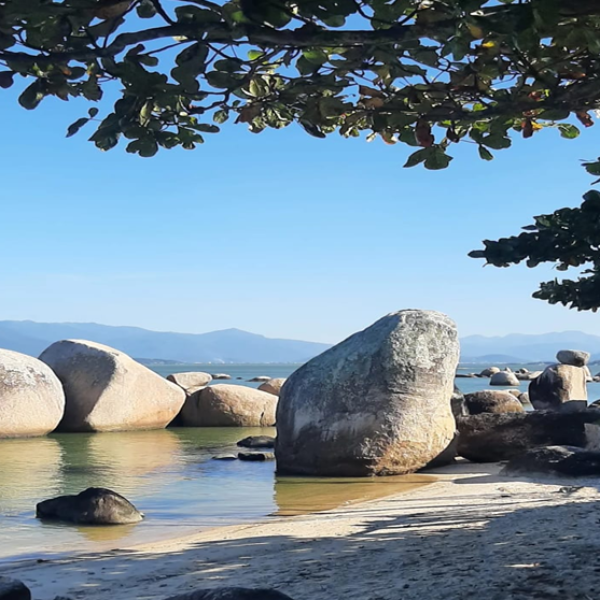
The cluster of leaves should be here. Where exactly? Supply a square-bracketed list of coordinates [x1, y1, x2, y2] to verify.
[470, 160, 600, 311]
[2, 0, 600, 160]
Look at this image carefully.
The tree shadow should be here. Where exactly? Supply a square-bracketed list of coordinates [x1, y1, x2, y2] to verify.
[6, 475, 600, 600]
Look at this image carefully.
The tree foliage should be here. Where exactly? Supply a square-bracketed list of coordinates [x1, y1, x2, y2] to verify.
[470, 160, 600, 312]
[2, 0, 600, 160]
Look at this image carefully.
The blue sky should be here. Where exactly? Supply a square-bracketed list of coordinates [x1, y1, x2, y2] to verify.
[2, 90, 600, 343]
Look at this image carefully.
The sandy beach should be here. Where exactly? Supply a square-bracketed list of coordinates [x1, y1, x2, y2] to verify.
[4, 460, 600, 600]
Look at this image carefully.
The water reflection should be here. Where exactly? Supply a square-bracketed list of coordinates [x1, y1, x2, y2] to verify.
[0, 437, 63, 513]
[0, 427, 433, 562]
[274, 474, 435, 516]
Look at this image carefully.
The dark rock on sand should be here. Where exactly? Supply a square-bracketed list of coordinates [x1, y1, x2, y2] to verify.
[36, 487, 143, 525]
[237, 435, 275, 448]
[0, 577, 31, 600]
[164, 588, 295, 600]
[457, 409, 600, 463]
[502, 445, 600, 477]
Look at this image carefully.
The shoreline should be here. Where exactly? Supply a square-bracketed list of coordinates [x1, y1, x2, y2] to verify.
[5, 460, 600, 600]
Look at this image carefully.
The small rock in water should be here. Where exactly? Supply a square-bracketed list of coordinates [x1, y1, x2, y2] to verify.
[36, 487, 143, 525]
[164, 588, 295, 600]
[211, 374, 231, 380]
[237, 435, 275, 448]
[212, 454, 238, 461]
[248, 376, 271, 382]
[238, 452, 275, 462]
[0, 577, 31, 600]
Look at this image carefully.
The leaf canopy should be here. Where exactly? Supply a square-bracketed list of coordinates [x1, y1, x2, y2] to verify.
[2, 0, 600, 159]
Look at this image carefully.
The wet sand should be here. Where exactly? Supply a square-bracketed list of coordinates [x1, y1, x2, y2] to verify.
[5, 460, 600, 600]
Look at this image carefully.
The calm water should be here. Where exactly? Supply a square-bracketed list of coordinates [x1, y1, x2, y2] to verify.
[1, 362, 597, 563]
[0, 426, 431, 563]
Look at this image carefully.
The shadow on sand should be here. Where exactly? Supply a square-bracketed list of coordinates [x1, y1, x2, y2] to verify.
[5, 462, 600, 600]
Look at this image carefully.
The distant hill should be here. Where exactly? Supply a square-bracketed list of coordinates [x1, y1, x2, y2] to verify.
[0, 321, 331, 364]
[461, 331, 600, 363]
[460, 354, 530, 365]
[2, 320, 600, 365]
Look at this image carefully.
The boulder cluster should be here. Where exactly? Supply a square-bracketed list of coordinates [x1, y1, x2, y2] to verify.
[0, 341, 284, 438]
[1, 308, 599, 480]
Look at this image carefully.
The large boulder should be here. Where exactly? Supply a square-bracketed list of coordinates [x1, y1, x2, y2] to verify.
[489, 371, 520, 386]
[258, 378, 286, 396]
[463, 390, 524, 415]
[36, 487, 143, 525]
[180, 385, 277, 427]
[501, 445, 600, 477]
[456, 409, 600, 462]
[528, 363, 587, 411]
[39, 340, 185, 432]
[166, 372, 212, 394]
[0, 349, 65, 438]
[164, 588, 295, 600]
[0, 578, 31, 600]
[275, 309, 459, 477]
[557, 349, 590, 367]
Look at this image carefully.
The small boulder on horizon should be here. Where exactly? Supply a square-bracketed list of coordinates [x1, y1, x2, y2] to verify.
[557, 349, 590, 367]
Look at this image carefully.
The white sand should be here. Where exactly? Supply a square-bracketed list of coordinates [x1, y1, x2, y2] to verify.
[4, 460, 600, 600]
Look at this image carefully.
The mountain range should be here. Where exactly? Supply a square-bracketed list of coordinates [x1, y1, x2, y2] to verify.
[1, 320, 599, 364]
[0, 321, 331, 364]
[460, 331, 600, 364]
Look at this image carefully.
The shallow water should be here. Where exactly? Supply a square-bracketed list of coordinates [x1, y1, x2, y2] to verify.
[0, 427, 432, 563]
[3, 363, 597, 564]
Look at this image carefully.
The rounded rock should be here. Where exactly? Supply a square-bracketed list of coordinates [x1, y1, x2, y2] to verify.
[0, 349, 65, 439]
[180, 384, 277, 427]
[258, 378, 286, 396]
[39, 340, 185, 432]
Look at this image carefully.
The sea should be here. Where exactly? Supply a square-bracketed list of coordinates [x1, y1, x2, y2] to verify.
[1, 362, 598, 563]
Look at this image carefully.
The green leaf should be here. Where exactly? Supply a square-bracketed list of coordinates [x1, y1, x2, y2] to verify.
[18, 80, 45, 110]
[66, 117, 90, 138]
[403, 148, 430, 168]
[424, 148, 453, 170]
[214, 58, 243, 73]
[213, 109, 229, 124]
[303, 49, 328, 66]
[247, 50, 264, 60]
[322, 15, 346, 27]
[478, 146, 494, 161]
[481, 133, 512, 150]
[126, 137, 159, 157]
[206, 71, 240, 89]
[175, 6, 221, 23]
[88, 107, 99, 118]
[136, 0, 157, 18]
[558, 124, 580, 139]
[0, 71, 14, 89]
[192, 123, 220, 133]
[137, 55, 159, 67]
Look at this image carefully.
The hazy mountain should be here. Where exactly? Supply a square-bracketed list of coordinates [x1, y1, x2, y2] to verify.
[2, 321, 600, 365]
[461, 331, 600, 363]
[0, 321, 331, 364]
